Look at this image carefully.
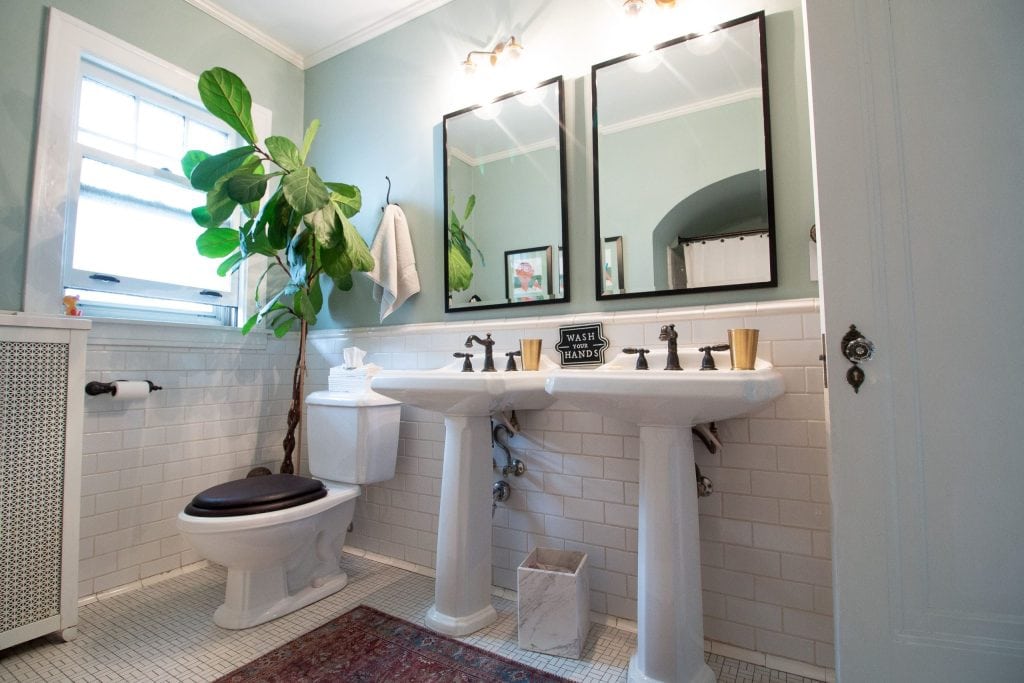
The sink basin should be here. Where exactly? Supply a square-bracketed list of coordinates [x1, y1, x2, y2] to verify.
[545, 348, 783, 426]
[371, 354, 557, 416]
[370, 352, 556, 637]
[546, 347, 784, 683]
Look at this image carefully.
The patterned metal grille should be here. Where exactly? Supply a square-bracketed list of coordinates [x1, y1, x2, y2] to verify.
[0, 341, 69, 633]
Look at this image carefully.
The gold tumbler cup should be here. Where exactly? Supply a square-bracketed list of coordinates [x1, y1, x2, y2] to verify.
[520, 339, 543, 371]
[728, 329, 759, 370]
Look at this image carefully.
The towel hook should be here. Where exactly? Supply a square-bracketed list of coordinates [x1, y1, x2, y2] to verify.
[382, 175, 395, 212]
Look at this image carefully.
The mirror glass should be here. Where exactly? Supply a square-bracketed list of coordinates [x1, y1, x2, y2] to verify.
[592, 12, 776, 299]
[444, 77, 568, 311]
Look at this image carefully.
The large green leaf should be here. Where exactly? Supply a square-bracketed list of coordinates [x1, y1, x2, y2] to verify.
[282, 167, 329, 215]
[265, 136, 302, 172]
[198, 68, 256, 144]
[196, 228, 239, 258]
[217, 250, 244, 276]
[463, 194, 476, 222]
[307, 275, 323, 314]
[241, 219, 277, 258]
[287, 230, 309, 287]
[240, 312, 259, 335]
[181, 150, 209, 179]
[226, 171, 277, 204]
[189, 145, 253, 191]
[206, 176, 239, 226]
[320, 245, 352, 281]
[273, 318, 295, 338]
[190, 205, 216, 228]
[305, 204, 340, 248]
[333, 271, 354, 291]
[293, 288, 316, 325]
[326, 183, 361, 218]
[268, 193, 298, 249]
[259, 283, 299, 317]
[337, 210, 374, 272]
[299, 119, 319, 163]
[448, 244, 473, 291]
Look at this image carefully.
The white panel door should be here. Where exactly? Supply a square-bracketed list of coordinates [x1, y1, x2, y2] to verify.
[804, 1, 1024, 680]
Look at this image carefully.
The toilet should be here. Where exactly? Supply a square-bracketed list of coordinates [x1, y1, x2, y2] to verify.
[176, 390, 401, 629]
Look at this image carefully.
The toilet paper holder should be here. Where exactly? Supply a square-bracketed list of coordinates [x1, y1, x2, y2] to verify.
[85, 380, 162, 396]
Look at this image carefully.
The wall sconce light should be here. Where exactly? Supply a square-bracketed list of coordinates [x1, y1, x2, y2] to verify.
[461, 36, 524, 74]
[622, 0, 676, 15]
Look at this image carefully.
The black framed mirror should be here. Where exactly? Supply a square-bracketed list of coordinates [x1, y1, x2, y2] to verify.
[443, 76, 569, 312]
[592, 12, 776, 300]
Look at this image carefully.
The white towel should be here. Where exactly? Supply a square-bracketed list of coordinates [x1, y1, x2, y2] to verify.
[366, 204, 421, 321]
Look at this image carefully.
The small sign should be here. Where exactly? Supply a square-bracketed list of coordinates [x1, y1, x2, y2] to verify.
[555, 323, 609, 367]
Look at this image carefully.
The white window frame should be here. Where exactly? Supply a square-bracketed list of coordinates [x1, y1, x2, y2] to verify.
[25, 8, 272, 327]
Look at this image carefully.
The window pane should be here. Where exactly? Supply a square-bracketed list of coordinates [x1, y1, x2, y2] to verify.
[73, 157, 233, 292]
[78, 78, 137, 153]
[187, 121, 230, 156]
[137, 100, 185, 171]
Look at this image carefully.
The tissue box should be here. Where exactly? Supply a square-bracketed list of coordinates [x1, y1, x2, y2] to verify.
[517, 548, 590, 658]
[328, 364, 379, 393]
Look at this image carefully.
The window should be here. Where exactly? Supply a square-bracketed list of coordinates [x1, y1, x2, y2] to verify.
[26, 9, 272, 326]
[65, 63, 239, 324]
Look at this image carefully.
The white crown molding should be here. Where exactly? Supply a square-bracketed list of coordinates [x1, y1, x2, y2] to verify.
[598, 88, 761, 136]
[448, 137, 558, 167]
[304, 0, 456, 68]
[182, 0, 305, 68]
[185, 0, 455, 70]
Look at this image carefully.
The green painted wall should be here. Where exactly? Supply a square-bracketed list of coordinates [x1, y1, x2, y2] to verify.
[0, 0, 304, 312]
[306, 0, 817, 328]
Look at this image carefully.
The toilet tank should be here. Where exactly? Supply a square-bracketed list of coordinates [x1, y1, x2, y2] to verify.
[305, 391, 401, 484]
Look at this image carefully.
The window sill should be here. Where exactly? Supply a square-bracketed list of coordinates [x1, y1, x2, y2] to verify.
[86, 316, 282, 351]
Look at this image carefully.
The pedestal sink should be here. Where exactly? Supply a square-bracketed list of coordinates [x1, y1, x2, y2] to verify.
[371, 354, 556, 636]
[545, 348, 784, 683]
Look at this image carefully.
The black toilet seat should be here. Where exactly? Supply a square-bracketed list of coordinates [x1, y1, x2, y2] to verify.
[184, 474, 327, 517]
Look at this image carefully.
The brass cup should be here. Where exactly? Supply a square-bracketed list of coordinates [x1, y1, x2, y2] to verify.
[520, 339, 542, 371]
[728, 329, 759, 370]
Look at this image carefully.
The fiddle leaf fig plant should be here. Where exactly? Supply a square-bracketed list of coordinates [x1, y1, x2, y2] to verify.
[447, 193, 484, 292]
[183, 67, 374, 475]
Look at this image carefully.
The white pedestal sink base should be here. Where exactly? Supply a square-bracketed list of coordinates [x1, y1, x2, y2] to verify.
[427, 415, 498, 636]
[631, 425, 715, 683]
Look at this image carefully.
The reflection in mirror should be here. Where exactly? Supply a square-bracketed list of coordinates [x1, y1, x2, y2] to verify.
[444, 77, 568, 312]
[592, 12, 776, 300]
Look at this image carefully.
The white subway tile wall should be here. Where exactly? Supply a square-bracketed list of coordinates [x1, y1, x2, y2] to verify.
[78, 323, 298, 599]
[303, 299, 832, 668]
[72, 299, 831, 671]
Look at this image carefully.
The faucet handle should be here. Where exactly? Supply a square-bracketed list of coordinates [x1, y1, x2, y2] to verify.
[505, 350, 521, 372]
[623, 347, 650, 370]
[453, 352, 474, 372]
[698, 344, 731, 371]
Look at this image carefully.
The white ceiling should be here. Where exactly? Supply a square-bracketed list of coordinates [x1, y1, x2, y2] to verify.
[183, 0, 455, 69]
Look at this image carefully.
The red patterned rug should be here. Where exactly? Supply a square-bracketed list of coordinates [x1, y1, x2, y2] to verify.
[215, 605, 571, 682]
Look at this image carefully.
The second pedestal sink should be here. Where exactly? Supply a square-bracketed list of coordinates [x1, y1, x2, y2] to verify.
[371, 353, 556, 636]
[545, 347, 784, 683]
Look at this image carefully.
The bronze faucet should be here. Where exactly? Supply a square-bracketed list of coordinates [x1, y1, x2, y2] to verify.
[659, 324, 682, 370]
[465, 333, 496, 372]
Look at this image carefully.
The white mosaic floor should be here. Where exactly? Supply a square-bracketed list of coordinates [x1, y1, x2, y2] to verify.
[0, 553, 821, 682]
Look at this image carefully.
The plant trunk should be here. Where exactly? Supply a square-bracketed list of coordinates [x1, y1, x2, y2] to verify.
[280, 319, 308, 474]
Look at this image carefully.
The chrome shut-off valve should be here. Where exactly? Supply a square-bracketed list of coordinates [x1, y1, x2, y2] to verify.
[696, 465, 713, 497]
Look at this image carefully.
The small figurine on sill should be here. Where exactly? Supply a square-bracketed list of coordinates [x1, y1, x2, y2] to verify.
[62, 294, 82, 317]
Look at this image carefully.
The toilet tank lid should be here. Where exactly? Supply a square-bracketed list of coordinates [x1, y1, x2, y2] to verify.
[306, 390, 400, 407]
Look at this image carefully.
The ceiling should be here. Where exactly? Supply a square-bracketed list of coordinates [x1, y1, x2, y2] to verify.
[183, 0, 455, 69]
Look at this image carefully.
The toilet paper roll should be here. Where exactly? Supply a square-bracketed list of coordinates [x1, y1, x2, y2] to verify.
[111, 380, 151, 400]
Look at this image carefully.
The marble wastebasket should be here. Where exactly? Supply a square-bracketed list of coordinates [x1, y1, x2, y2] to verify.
[517, 548, 590, 658]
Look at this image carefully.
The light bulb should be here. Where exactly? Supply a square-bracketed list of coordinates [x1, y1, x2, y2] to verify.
[623, 0, 644, 17]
